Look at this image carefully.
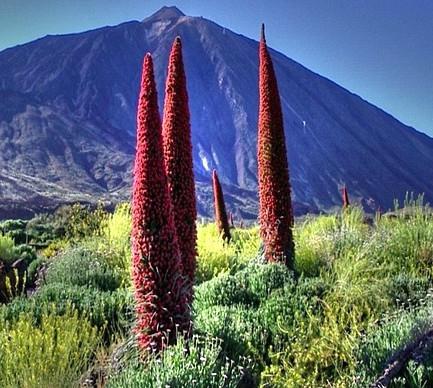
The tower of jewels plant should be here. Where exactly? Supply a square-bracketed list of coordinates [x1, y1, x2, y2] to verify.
[162, 37, 197, 301]
[212, 169, 231, 243]
[257, 24, 295, 268]
[131, 53, 189, 352]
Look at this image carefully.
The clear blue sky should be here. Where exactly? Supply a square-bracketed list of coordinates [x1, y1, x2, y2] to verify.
[1, 0, 432, 135]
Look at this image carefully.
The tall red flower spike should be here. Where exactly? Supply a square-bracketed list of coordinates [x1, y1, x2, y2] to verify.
[257, 24, 295, 268]
[132, 53, 189, 353]
[342, 185, 350, 208]
[229, 211, 235, 228]
[162, 37, 197, 299]
[212, 170, 231, 243]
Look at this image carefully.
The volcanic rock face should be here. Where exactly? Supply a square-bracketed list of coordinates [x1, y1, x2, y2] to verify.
[1, 6, 433, 218]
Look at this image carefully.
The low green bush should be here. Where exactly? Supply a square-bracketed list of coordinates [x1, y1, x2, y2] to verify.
[374, 198, 433, 278]
[294, 207, 370, 277]
[194, 262, 293, 312]
[0, 285, 134, 334]
[388, 273, 431, 308]
[44, 246, 121, 291]
[235, 262, 294, 301]
[0, 234, 15, 264]
[107, 334, 255, 388]
[195, 224, 260, 284]
[0, 219, 27, 244]
[0, 308, 100, 388]
[258, 277, 326, 342]
[194, 273, 255, 311]
[195, 305, 266, 364]
[27, 256, 46, 284]
[193, 263, 298, 372]
[13, 243, 37, 265]
[100, 203, 132, 285]
[354, 298, 433, 386]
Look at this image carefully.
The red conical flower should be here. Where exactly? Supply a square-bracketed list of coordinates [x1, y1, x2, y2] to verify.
[342, 185, 350, 208]
[257, 24, 295, 267]
[131, 53, 189, 352]
[229, 211, 235, 228]
[212, 170, 231, 243]
[162, 37, 197, 297]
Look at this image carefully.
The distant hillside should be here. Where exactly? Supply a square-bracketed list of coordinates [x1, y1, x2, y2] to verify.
[1, 6, 433, 219]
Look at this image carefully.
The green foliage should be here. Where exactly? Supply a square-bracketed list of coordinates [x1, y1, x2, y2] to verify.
[194, 272, 255, 310]
[42, 239, 69, 259]
[0, 219, 28, 244]
[193, 262, 292, 311]
[0, 234, 15, 264]
[196, 223, 260, 284]
[294, 207, 369, 276]
[100, 203, 132, 285]
[194, 305, 265, 364]
[374, 204, 433, 277]
[294, 214, 337, 276]
[258, 277, 327, 343]
[354, 297, 433, 386]
[13, 243, 37, 264]
[194, 263, 296, 369]
[56, 203, 108, 241]
[3, 198, 433, 387]
[44, 246, 121, 291]
[25, 215, 60, 245]
[0, 308, 100, 388]
[0, 285, 133, 334]
[0, 236, 37, 269]
[388, 273, 430, 308]
[107, 335, 254, 388]
[27, 256, 46, 284]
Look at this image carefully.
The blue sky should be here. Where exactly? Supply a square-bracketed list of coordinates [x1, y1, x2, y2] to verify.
[1, 0, 432, 135]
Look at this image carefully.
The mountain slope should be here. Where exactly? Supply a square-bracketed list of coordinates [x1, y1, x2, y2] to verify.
[1, 6, 432, 218]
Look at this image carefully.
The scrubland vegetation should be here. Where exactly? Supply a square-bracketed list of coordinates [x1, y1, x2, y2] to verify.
[1, 20, 431, 388]
[1, 198, 433, 387]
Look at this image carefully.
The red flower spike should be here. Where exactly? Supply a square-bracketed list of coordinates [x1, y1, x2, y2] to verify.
[229, 211, 235, 228]
[162, 37, 197, 302]
[132, 53, 189, 353]
[257, 24, 295, 268]
[342, 185, 350, 208]
[212, 170, 231, 243]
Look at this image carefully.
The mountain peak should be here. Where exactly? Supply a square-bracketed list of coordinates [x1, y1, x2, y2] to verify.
[145, 6, 185, 22]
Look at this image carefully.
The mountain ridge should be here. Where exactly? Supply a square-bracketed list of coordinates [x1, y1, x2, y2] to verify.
[0, 7, 432, 219]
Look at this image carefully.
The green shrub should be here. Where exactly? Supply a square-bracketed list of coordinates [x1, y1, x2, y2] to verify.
[196, 224, 260, 284]
[13, 243, 37, 265]
[64, 203, 108, 241]
[294, 214, 337, 276]
[0, 219, 27, 244]
[294, 207, 370, 277]
[0, 285, 133, 334]
[258, 277, 326, 343]
[44, 246, 121, 291]
[262, 210, 391, 387]
[42, 239, 69, 259]
[354, 298, 433, 386]
[194, 263, 296, 369]
[0, 234, 15, 264]
[27, 256, 46, 284]
[193, 263, 292, 312]
[235, 262, 294, 301]
[0, 309, 100, 388]
[101, 203, 132, 285]
[107, 334, 255, 388]
[375, 208, 433, 278]
[194, 272, 256, 311]
[195, 305, 266, 364]
[388, 273, 431, 307]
